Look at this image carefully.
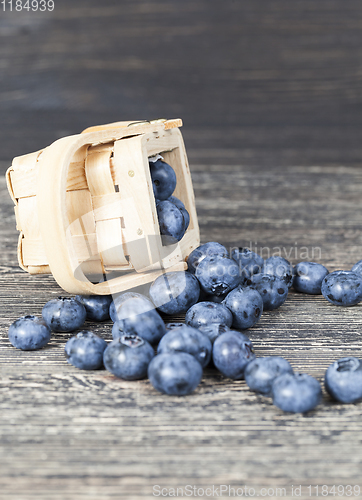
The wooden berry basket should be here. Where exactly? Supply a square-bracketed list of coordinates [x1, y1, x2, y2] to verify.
[6, 118, 200, 295]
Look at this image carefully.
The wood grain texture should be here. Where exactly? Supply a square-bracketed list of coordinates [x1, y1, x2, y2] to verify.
[2, 0, 362, 168]
[1, 160, 362, 499]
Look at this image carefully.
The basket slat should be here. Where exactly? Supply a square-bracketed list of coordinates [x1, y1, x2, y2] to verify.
[17, 197, 41, 238]
[92, 194, 124, 222]
[85, 142, 129, 269]
[66, 189, 96, 235]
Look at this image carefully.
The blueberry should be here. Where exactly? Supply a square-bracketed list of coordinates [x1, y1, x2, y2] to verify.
[75, 294, 112, 321]
[244, 356, 294, 395]
[8, 315, 51, 350]
[148, 352, 203, 395]
[222, 287, 263, 329]
[212, 330, 255, 379]
[110, 293, 154, 322]
[351, 259, 362, 276]
[272, 373, 322, 413]
[262, 256, 293, 288]
[187, 241, 228, 275]
[149, 159, 177, 200]
[293, 262, 329, 294]
[103, 334, 154, 380]
[198, 288, 228, 304]
[179, 207, 190, 231]
[196, 255, 241, 296]
[149, 271, 200, 314]
[64, 331, 107, 370]
[168, 195, 185, 210]
[157, 200, 186, 244]
[157, 325, 212, 368]
[247, 275, 288, 311]
[325, 357, 362, 403]
[231, 247, 264, 278]
[165, 322, 185, 330]
[185, 301, 233, 329]
[199, 324, 230, 344]
[42, 296, 86, 332]
[111, 297, 166, 344]
[168, 196, 190, 230]
[321, 270, 362, 306]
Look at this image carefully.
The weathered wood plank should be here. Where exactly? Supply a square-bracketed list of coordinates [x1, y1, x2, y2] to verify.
[1, 159, 362, 499]
[2, 0, 362, 167]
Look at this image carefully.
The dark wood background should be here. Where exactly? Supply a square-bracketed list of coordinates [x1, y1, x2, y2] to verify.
[1, 1, 362, 499]
[2, 0, 362, 169]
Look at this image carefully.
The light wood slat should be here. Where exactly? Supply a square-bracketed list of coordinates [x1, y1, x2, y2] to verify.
[21, 234, 99, 266]
[16, 196, 40, 238]
[9, 159, 89, 199]
[84, 148, 114, 196]
[113, 135, 160, 272]
[94, 218, 131, 270]
[85, 144, 128, 268]
[21, 237, 48, 266]
[92, 193, 124, 221]
[66, 189, 96, 236]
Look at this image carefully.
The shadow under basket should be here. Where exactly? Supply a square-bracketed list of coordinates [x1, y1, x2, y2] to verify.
[6, 118, 200, 295]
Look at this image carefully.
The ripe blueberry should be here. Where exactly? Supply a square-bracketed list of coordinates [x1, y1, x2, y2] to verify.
[42, 296, 86, 332]
[247, 275, 288, 311]
[168, 195, 190, 230]
[103, 334, 154, 380]
[8, 315, 51, 350]
[110, 292, 154, 323]
[199, 324, 230, 344]
[148, 352, 203, 396]
[262, 256, 293, 288]
[157, 324, 212, 368]
[231, 247, 264, 279]
[111, 297, 166, 344]
[157, 200, 186, 244]
[245, 356, 294, 395]
[321, 270, 362, 306]
[187, 242, 228, 275]
[64, 331, 107, 370]
[185, 301, 233, 329]
[75, 294, 112, 321]
[351, 259, 362, 276]
[325, 357, 362, 403]
[149, 271, 200, 314]
[222, 287, 263, 329]
[293, 262, 329, 294]
[272, 372, 322, 413]
[196, 255, 241, 296]
[149, 159, 177, 201]
[212, 330, 255, 380]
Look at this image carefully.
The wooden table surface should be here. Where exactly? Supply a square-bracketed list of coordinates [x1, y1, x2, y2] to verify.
[2, 1, 362, 499]
[1, 163, 362, 499]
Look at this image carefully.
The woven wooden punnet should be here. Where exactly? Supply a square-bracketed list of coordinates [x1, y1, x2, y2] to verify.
[6, 118, 200, 295]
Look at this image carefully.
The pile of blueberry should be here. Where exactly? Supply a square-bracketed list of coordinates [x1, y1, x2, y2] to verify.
[8, 241, 362, 413]
[149, 156, 190, 244]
